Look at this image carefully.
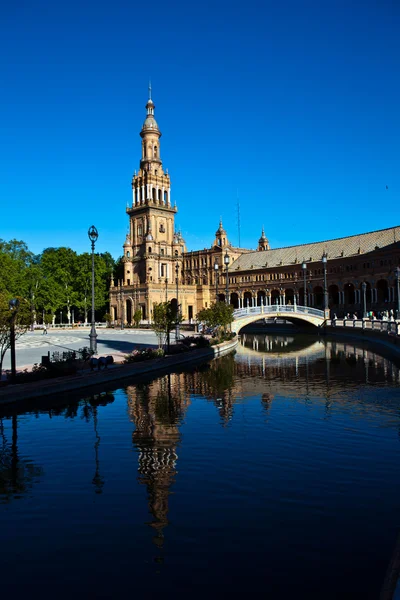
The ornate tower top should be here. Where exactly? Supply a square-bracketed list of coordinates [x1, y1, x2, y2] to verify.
[141, 82, 160, 138]
[258, 227, 270, 251]
[213, 219, 229, 248]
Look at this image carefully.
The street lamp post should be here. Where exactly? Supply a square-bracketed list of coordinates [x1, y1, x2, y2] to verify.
[60, 311, 62, 326]
[362, 281, 367, 319]
[88, 225, 99, 354]
[214, 259, 219, 302]
[396, 267, 400, 320]
[9, 299, 19, 384]
[322, 253, 328, 313]
[302, 262, 307, 307]
[224, 251, 230, 305]
[175, 262, 180, 343]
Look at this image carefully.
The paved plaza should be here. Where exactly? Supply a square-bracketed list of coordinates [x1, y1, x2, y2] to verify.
[2, 327, 160, 372]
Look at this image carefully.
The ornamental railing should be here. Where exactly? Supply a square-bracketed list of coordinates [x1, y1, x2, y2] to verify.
[233, 305, 325, 320]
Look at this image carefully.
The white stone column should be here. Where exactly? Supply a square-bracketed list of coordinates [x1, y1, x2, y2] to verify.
[141, 184, 145, 203]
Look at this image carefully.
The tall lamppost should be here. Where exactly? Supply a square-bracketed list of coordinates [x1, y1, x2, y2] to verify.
[175, 262, 180, 343]
[396, 267, 400, 320]
[214, 258, 219, 302]
[88, 225, 98, 354]
[322, 253, 328, 312]
[9, 299, 19, 384]
[302, 262, 307, 307]
[362, 281, 367, 319]
[224, 251, 230, 305]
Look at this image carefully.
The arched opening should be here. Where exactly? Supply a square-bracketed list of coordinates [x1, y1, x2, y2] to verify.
[285, 288, 295, 305]
[218, 293, 226, 303]
[271, 289, 280, 305]
[377, 279, 389, 303]
[344, 282, 355, 305]
[257, 290, 266, 306]
[243, 291, 252, 307]
[164, 190, 168, 204]
[314, 285, 323, 308]
[154, 145, 158, 158]
[126, 299, 132, 325]
[152, 188, 156, 202]
[158, 189, 162, 202]
[230, 292, 239, 309]
[112, 306, 117, 322]
[328, 284, 339, 306]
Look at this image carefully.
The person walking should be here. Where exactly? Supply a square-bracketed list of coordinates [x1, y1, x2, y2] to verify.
[43, 324, 47, 335]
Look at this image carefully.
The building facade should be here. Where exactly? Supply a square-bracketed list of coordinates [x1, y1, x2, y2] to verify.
[110, 92, 400, 323]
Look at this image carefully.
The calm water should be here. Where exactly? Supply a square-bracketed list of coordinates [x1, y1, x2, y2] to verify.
[1, 334, 400, 599]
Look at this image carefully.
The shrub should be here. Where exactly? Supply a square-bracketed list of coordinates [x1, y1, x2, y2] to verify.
[124, 347, 164, 363]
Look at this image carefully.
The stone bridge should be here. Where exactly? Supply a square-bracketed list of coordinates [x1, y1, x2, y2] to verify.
[232, 305, 326, 333]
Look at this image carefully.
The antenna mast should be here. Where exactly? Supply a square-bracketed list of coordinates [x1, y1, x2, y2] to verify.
[237, 191, 241, 247]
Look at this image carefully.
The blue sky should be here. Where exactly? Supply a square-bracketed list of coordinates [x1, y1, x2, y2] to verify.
[1, 0, 399, 259]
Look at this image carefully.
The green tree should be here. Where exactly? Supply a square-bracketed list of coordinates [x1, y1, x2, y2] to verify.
[197, 302, 234, 333]
[0, 239, 35, 297]
[152, 301, 182, 351]
[133, 307, 142, 328]
[0, 294, 31, 377]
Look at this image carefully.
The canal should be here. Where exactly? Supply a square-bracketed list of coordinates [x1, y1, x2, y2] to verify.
[1, 334, 400, 599]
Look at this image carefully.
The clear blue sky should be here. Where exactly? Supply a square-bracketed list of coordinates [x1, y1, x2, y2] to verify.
[1, 0, 399, 259]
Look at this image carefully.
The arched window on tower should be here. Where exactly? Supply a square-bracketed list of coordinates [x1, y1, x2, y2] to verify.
[154, 145, 158, 158]
[152, 188, 156, 201]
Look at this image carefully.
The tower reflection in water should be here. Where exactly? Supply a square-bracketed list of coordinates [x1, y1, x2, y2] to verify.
[127, 373, 190, 548]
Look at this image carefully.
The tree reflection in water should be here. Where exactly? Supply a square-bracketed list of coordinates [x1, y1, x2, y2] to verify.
[0, 391, 115, 503]
[0, 415, 43, 504]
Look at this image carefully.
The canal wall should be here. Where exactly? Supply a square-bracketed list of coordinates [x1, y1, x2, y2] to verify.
[0, 337, 239, 406]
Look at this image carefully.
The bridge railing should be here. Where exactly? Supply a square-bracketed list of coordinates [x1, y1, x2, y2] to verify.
[328, 319, 400, 337]
[233, 305, 324, 320]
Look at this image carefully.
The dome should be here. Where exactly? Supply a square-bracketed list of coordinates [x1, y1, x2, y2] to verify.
[215, 219, 226, 236]
[142, 114, 159, 132]
[258, 227, 268, 243]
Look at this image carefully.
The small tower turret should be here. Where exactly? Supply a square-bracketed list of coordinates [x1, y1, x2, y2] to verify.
[213, 219, 229, 248]
[257, 227, 270, 251]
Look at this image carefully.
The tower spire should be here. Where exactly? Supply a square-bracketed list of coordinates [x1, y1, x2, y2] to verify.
[148, 80, 152, 101]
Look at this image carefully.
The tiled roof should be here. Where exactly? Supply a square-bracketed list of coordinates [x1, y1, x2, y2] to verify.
[230, 226, 400, 271]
